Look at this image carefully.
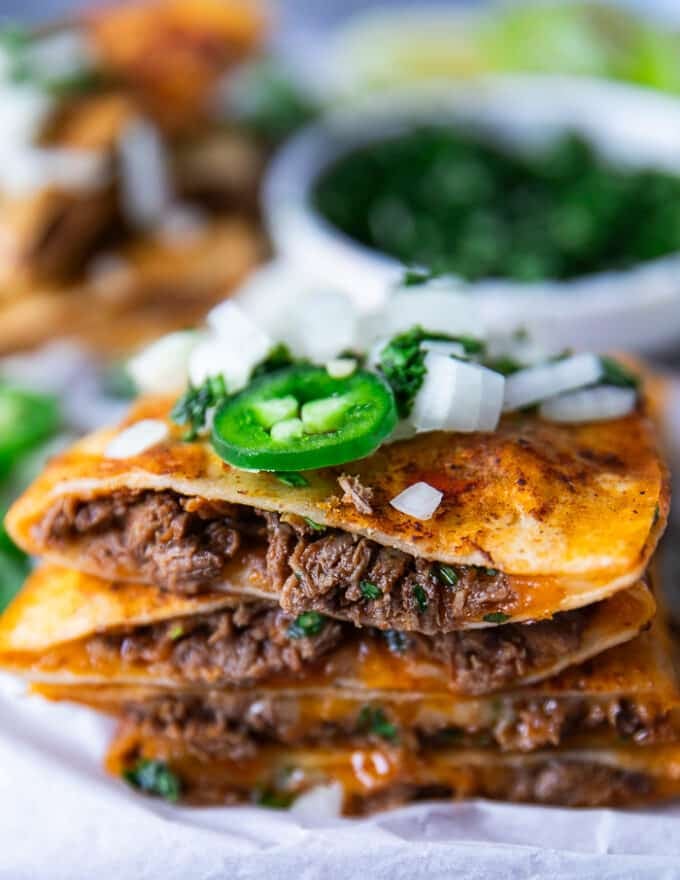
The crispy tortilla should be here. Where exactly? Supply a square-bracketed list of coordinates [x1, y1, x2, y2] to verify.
[0, 565, 656, 695]
[106, 730, 680, 811]
[7, 398, 669, 623]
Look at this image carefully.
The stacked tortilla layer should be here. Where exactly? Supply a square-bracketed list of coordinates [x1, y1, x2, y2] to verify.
[1, 395, 677, 813]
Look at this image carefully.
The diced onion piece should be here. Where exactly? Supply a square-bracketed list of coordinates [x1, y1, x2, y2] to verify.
[252, 395, 299, 429]
[0, 83, 51, 149]
[390, 481, 443, 520]
[383, 281, 486, 341]
[503, 353, 603, 412]
[420, 340, 466, 358]
[301, 395, 350, 433]
[192, 302, 273, 392]
[0, 147, 108, 198]
[326, 357, 357, 379]
[290, 783, 344, 821]
[271, 417, 305, 442]
[105, 419, 168, 459]
[286, 290, 358, 363]
[118, 118, 172, 229]
[540, 385, 636, 423]
[411, 353, 504, 433]
[234, 260, 307, 339]
[128, 331, 200, 395]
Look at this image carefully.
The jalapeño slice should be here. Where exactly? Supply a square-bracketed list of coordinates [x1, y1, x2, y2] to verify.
[211, 365, 397, 471]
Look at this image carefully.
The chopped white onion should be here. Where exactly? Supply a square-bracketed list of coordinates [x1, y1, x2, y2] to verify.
[0, 83, 51, 150]
[411, 353, 504, 433]
[26, 30, 94, 83]
[539, 385, 636, 423]
[419, 339, 466, 358]
[503, 353, 603, 412]
[326, 357, 357, 379]
[285, 290, 358, 362]
[118, 118, 172, 228]
[290, 783, 344, 821]
[380, 280, 485, 341]
[0, 147, 108, 197]
[390, 481, 443, 520]
[192, 302, 273, 392]
[105, 419, 169, 459]
[128, 331, 200, 395]
[234, 260, 308, 338]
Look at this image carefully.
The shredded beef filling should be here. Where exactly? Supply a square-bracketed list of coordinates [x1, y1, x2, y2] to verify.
[86, 602, 343, 686]
[37, 490, 517, 631]
[82, 599, 590, 693]
[125, 693, 673, 760]
[349, 763, 652, 814]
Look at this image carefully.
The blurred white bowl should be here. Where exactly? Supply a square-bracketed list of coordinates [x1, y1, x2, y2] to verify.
[263, 76, 680, 353]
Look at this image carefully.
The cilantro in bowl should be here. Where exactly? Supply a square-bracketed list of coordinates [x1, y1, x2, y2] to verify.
[313, 127, 680, 282]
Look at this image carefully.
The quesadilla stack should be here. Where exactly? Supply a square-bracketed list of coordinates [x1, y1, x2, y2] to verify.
[0, 282, 677, 813]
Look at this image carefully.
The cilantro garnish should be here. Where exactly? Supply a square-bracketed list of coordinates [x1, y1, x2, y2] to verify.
[287, 611, 326, 639]
[360, 580, 382, 600]
[171, 375, 228, 440]
[358, 706, 398, 741]
[378, 326, 485, 418]
[435, 564, 459, 588]
[599, 356, 640, 389]
[483, 612, 510, 624]
[123, 759, 181, 802]
[413, 584, 429, 613]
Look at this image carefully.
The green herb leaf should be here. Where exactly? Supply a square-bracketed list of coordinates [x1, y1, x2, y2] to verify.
[484, 355, 523, 376]
[358, 706, 398, 741]
[378, 326, 485, 418]
[255, 788, 295, 809]
[435, 564, 459, 588]
[303, 517, 326, 532]
[167, 624, 184, 640]
[123, 759, 181, 802]
[413, 584, 428, 613]
[171, 375, 228, 440]
[401, 266, 438, 287]
[599, 356, 640, 390]
[384, 629, 409, 654]
[484, 568, 499, 577]
[275, 472, 309, 488]
[287, 611, 326, 639]
[483, 612, 510, 624]
[360, 580, 382, 600]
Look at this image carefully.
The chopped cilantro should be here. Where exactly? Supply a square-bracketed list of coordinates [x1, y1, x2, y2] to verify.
[167, 624, 184, 640]
[360, 580, 382, 600]
[401, 266, 439, 287]
[599, 356, 640, 390]
[483, 612, 510, 624]
[378, 325, 485, 418]
[484, 568, 499, 577]
[255, 788, 295, 809]
[275, 472, 309, 488]
[435, 564, 459, 588]
[384, 629, 409, 654]
[287, 611, 326, 639]
[303, 517, 326, 532]
[358, 706, 398, 741]
[171, 375, 228, 440]
[413, 584, 428, 613]
[484, 355, 523, 376]
[123, 759, 181, 802]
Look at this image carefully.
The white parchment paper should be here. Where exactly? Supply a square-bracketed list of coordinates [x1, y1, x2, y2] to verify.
[0, 355, 679, 879]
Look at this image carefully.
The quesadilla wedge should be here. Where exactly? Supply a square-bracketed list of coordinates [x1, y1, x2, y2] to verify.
[6, 397, 669, 631]
[106, 731, 680, 811]
[34, 603, 680, 756]
[0, 565, 656, 696]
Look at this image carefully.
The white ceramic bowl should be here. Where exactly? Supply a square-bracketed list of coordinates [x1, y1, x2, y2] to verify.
[263, 76, 680, 354]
